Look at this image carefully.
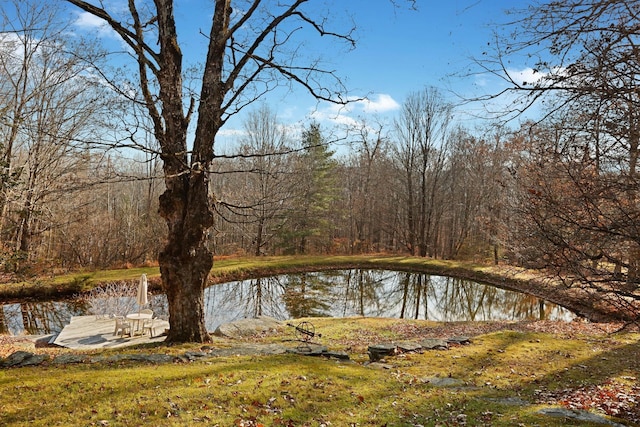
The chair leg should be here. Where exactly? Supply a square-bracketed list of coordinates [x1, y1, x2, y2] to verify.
[114, 325, 131, 337]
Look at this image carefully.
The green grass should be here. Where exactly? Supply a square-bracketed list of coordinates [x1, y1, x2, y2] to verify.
[1, 318, 638, 426]
[0, 255, 490, 301]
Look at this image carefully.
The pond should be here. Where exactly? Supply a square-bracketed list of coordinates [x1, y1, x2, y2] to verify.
[0, 269, 573, 336]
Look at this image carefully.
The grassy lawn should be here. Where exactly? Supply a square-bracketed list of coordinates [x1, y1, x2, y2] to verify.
[1, 317, 639, 426]
[1, 256, 638, 425]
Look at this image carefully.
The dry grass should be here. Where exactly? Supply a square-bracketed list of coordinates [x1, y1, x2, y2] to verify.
[1, 318, 638, 426]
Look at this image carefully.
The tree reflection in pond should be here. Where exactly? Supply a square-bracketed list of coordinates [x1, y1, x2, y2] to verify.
[200, 270, 572, 331]
[0, 300, 88, 335]
[282, 272, 333, 318]
[2, 270, 572, 335]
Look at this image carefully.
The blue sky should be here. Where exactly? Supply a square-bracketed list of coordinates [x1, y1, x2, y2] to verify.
[68, 0, 537, 146]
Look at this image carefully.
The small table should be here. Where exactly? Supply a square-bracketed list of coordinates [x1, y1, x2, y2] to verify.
[126, 312, 152, 335]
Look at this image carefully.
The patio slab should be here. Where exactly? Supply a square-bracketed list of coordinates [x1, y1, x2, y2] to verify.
[53, 315, 169, 350]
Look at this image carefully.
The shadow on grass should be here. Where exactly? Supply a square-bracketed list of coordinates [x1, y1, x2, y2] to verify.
[1, 324, 638, 426]
[441, 330, 640, 425]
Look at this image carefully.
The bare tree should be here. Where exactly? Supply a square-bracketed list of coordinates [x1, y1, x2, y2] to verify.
[0, 0, 109, 271]
[477, 0, 640, 320]
[341, 120, 393, 253]
[236, 104, 294, 256]
[392, 87, 453, 257]
[64, 0, 367, 342]
[441, 127, 509, 262]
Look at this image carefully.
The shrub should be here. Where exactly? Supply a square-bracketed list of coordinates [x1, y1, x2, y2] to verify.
[79, 281, 138, 317]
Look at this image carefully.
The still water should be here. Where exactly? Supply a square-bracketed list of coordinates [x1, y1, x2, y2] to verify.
[0, 270, 572, 336]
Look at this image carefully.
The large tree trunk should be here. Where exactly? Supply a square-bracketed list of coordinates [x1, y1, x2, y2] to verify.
[152, 0, 221, 343]
[158, 168, 213, 343]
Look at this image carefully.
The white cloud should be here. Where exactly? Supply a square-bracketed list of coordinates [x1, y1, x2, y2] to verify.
[306, 93, 400, 127]
[308, 108, 359, 127]
[505, 67, 567, 88]
[73, 11, 118, 39]
[217, 128, 246, 138]
[506, 67, 543, 86]
[357, 93, 400, 113]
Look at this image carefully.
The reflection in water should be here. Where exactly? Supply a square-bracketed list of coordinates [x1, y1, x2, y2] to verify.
[199, 270, 572, 331]
[0, 300, 88, 336]
[1, 270, 573, 335]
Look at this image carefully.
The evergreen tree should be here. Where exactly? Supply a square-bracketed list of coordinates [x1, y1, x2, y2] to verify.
[280, 123, 339, 254]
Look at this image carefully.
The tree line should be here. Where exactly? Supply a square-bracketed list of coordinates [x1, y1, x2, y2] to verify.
[0, 23, 513, 272]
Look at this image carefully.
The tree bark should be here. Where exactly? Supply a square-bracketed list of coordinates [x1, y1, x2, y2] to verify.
[158, 170, 213, 343]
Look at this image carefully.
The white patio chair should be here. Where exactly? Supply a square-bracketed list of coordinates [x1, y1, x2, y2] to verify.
[113, 316, 131, 337]
[142, 317, 156, 337]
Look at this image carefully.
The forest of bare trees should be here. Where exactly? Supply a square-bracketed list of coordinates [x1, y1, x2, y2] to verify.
[0, 62, 516, 271]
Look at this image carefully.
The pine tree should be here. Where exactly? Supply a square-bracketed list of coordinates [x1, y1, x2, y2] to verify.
[280, 123, 339, 254]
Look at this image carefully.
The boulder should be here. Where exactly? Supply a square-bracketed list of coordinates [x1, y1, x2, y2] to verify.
[368, 343, 397, 362]
[1, 351, 50, 367]
[213, 316, 283, 339]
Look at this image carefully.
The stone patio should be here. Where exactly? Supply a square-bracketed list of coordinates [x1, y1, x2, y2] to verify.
[52, 315, 169, 350]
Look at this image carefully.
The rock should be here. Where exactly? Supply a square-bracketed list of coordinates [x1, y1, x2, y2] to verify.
[538, 407, 625, 426]
[321, 350, 350, 360]
[184, 351, 208, 360]
[368, 337, 470, 362]
[423, 376, 465, 387]
[287, 344, 328, 356]
[1, 351, 50, 367]
[396, 341, 422, 353]
[255, 343, 289, 355]
[1, 351, 32, 367]
[420, 338, 449, 350]
[208, 344, 288, 357]
[53, 354, 86, 364]
[284, 343, 350, 360]
[213, 316, 283, 339]
[447, 336, 471, 345]
[141, 354, 175, 364]
[23, 352, 48, 367]
[368, 343, 397, 362]
[367, 362, 395, 370]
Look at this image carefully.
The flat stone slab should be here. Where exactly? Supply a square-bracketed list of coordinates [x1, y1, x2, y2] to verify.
[368, 337, 464, 361]
[53, 315, 169, 350]
[213, 316, 283, 339]
[423, 377, 465, 387]
[447, 336, 472, 345]
[538, 407, 625, 426]
[287, 343, 328, 355]
[286, 344, 350, 360]
[396, 341, 423, 352]
[368, 343, 397, 361]
[420, 338, 449, 350]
